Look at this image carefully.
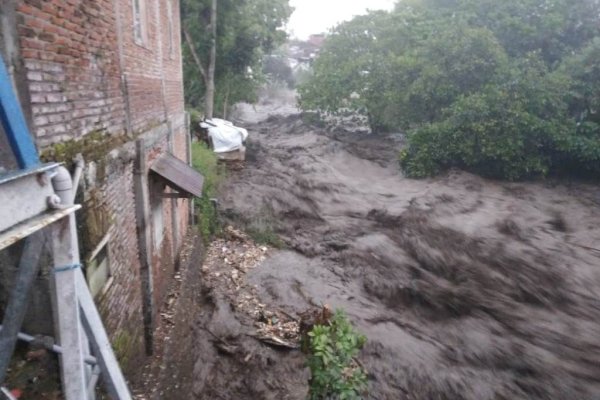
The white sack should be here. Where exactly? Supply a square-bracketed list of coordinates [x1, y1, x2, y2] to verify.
[200, 118, 248, 153]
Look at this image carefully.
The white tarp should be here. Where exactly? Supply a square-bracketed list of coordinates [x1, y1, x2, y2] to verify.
[200, 118, 248, 153]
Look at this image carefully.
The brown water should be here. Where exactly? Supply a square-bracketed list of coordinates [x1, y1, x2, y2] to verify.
[190, 95, 600, 399]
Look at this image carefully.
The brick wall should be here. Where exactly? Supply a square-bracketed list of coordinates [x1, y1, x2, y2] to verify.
[0, 0, 191, 368]
[13, 0, 184, 145]
[94, 154, 146, 368]
[16, 0, 127, 146]
[118, 0, 184, 132]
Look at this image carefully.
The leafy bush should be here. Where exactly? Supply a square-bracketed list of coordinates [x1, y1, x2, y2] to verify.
[191, 142, 226, 240]
[393, 25, 509, 127]
[401, 58, 574, 180]
[307, 310, 368, 400]
[557, 38, 600, 175]
[300, 0, 600, 180]
[188, 108, 204, 138]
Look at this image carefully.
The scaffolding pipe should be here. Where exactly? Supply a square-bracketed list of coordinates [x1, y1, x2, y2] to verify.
[71, 155, 84, 202]
[0, 232, 44, 385]
[50, 165, 89, 399]
[1, 386, 17, 400]
[0, 325, 96, 365]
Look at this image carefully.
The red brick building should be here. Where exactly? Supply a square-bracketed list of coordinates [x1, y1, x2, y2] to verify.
[0, 0, 193, 367]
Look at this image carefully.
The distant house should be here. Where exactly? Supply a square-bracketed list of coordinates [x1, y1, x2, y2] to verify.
[0, 0, 196, 368]
[308, 34, 326, 48]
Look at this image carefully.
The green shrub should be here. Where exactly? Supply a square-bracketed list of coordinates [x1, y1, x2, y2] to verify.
[401, 59, 575, 180]
[556, 38, 600, 175]
[188, 108, 204, 136]
[307, 310, 368, 400]
[244, 203, 285, 248]
[191, 142, 226, 240]
[299, 0, 600, 180]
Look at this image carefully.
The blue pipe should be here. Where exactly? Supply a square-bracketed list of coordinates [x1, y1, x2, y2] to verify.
[0, 54, 39, 169]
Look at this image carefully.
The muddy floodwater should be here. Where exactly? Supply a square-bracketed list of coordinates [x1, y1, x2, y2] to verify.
[173, 93, 600, 400]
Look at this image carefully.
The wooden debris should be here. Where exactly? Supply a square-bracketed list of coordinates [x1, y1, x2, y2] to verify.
[199, 225, 306, 350]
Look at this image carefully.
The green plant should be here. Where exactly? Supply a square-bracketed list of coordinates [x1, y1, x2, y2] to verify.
[188, 108, 204, 132]
[247, 226, 285, 248]
[182, 0, 292, 115]
[111, 330, 137, 372]
[299, 0, 600, 180]
[400, 58, 573, 180]
[191, 141, 226, 240]
[307, 310, 368, 400]
[244, 205, 285, 248]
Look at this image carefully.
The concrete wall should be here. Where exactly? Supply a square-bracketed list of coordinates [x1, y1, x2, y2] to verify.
[0, 0, 190, 369]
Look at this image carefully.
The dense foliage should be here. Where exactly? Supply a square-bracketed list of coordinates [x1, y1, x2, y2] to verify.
[299, 0, 600, 180]
[182, 0, 292, 116]
[307, 310, 367, 400]
[191, 142, 225, 240]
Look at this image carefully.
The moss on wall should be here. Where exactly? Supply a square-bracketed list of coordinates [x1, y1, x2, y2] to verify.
[78, 188, 113, 256]
[111, 329, 140, 373]
[39, 130, 129, 181]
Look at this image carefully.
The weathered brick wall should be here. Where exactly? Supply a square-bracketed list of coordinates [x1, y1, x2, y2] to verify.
[160, 0, 184, 118]
[2, 0, 191, 368]
[16, 0, 127, 147]
[92, 151, 146, 368]
[118, 0, 184, 132]
[13, 0, 184, 146]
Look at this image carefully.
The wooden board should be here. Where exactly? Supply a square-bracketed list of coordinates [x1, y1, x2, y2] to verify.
[150, 153, 204, 197]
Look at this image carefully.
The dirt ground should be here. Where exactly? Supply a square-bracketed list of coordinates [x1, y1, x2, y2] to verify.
[142, 90, 600, 400]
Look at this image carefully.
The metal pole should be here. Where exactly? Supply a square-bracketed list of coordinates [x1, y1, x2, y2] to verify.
[50, 166, 88, 400]
[0, 54, 38, 169]
[0, 231, 44, 384]
[77, 271, 132, 400]
[0, 325, 97, 365]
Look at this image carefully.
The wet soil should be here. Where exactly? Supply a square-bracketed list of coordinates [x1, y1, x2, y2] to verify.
[199, 96, 600, 399]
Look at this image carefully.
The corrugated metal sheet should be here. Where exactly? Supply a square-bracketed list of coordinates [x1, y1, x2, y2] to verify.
[150, 153, 204, 197]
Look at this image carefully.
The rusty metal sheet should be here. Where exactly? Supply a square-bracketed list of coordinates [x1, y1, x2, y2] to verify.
[149, 153, 204, 197]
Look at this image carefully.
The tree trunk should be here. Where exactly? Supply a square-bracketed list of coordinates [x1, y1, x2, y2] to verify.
[204, 0, 217, 120]
[182, 25, 207, 84]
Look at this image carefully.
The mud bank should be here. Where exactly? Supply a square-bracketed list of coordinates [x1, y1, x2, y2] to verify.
[210, 100, 600, 399]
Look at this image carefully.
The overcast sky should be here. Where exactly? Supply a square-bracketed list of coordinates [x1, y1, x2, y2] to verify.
[287, 0, 396, 39]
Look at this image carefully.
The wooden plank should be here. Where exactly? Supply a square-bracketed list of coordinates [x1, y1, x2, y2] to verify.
[76, 271, 132, 400]
[150, 153, 204, 197]
[0, 206, 80, 251]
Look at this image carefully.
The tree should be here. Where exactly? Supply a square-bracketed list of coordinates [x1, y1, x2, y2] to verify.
[183, 0, 217, 119]
[299, 0, 600, 180]
[205, 0, 217, 119]
[181, 0, 292, 118]
[401, 59, 572, 179]
[556, 38, 600, 175]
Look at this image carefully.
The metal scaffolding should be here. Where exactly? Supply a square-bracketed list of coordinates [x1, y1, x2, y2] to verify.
[0, 54, 131, 399]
